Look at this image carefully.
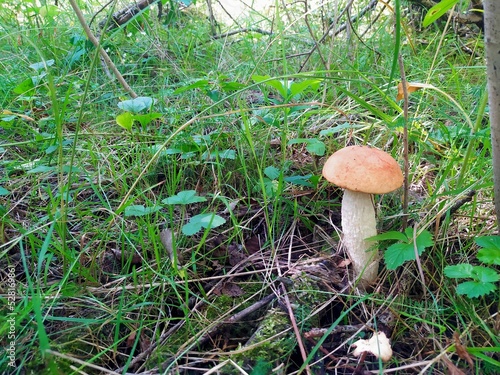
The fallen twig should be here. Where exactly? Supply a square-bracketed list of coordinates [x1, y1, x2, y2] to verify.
[68, 0, 138, 98]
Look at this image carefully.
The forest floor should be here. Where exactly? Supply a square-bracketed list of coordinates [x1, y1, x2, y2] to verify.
[0, 1, 498, 374]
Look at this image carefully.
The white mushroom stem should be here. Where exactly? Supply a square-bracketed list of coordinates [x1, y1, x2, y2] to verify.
[341, 190, 379, 283]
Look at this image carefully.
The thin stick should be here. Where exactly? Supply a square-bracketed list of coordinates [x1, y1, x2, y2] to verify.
[303, 0, 327, 70]
[211, 27, 273, 40]
[68, 0, 138, 98]
[398, 54, 409, 230]
[298, 0, 378, 72]
[280, 283, 312, 375]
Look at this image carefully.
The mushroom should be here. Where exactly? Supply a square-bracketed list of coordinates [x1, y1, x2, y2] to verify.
[322, 145, 403, 284]
[351, 331, 393, 362]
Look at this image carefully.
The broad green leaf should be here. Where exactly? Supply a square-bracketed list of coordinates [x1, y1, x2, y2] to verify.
[384, 242, 415, 270]
[252, 75, 287, 98]
[471, 266, 499, 283]
[477, 248, 500, 266]
[182, 213, 226, 235]
[0, 186, 9, 196]
[284, 174, 314, 187]
[206, 90, 222, 102]
[289, 79, 321, 97]
[133, 112, 162, 127]
[444, 264, 474, 279]
[29, 59, 55, 71]
[456, 281, 496, 298]
[264, 166, 281, 180]
[262, 178, 279, 196]
[31, 73, 46, 86]
[306, 140, 325, 156]
[61, 165, 82, 173]
[217, 149, 236, 159]
[475, 236, 500, 265]
[475, 235, 500, 249]
[413, 229, 434, 249]
[13, 77, 35, 94]
[162, 190, 207, 205]
[116, 112, 134, 131]
[220, 81, 245, 91]
[288, 138, 325, 156]
[0, 115, 16, 123]
[27, 165, 55, 174]
[423, 0, 459, 27]
[173, 80, 210, 94]
[203, 149, 237, 160]
[118, 96, 155, 113]
[368, 231, 407, 242]
[383, 229, 433, 269]
[45, 145, 58, 154]
[252, 75, 271, 84]
[124, 205, 161, 217]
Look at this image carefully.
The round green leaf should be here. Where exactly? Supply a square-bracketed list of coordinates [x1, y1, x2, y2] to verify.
[477, 248, 500, 266]
[116, 112, 134, 131]
[0, 186, 9, 196]
[444, 264, 474, 279]
[182, 213, 226, 236]
[162, 190, 207, 205]
[124, 205, 160, 217]
[456, 281, 496, 298]
[118, 97, 155, 113]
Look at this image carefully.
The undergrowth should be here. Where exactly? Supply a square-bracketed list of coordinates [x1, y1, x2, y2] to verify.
[0, 1, 498, 374]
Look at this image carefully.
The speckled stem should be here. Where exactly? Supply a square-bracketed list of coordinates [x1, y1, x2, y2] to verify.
[341, 190, 379, 283]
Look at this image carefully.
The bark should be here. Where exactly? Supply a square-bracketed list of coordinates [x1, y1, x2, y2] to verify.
[98, 0, 160, 31]
[484, 0, 500, 232]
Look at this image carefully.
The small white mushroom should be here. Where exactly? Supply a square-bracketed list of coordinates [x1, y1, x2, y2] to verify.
[352, 332, 393, 362]
[322, 146, 403, 284]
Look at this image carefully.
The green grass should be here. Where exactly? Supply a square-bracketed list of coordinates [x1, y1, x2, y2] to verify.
[0, 1, 498, 374]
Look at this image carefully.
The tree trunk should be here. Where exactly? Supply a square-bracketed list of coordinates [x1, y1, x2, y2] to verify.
[484, 0, 500, 231]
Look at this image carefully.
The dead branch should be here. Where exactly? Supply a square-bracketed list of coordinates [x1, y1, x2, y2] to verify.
[68, 0, 138, 98]
[298, 0, 378, 72]
[211, 27, 273, 40]
[97, 0, 162, 31]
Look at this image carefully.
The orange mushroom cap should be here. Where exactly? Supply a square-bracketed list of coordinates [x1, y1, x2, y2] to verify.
[322, 145, 403, 194]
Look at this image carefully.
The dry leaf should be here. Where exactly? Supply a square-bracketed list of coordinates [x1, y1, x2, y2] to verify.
[441, 354, 467, 375]
[214, 281, 244, 297]
[110, 248, 142, 265]
[396, 82, 433, 101]
[160, 228, 182, 266]
[453, 332, 474, 369]
[244, 235, 261, 254]
[126, 330, 137, 348]
[228, 243, 247, 266]
[2, 109, 35, 122]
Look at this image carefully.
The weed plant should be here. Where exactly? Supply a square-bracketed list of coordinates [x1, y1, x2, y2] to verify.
[0, 1, 498, 374]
